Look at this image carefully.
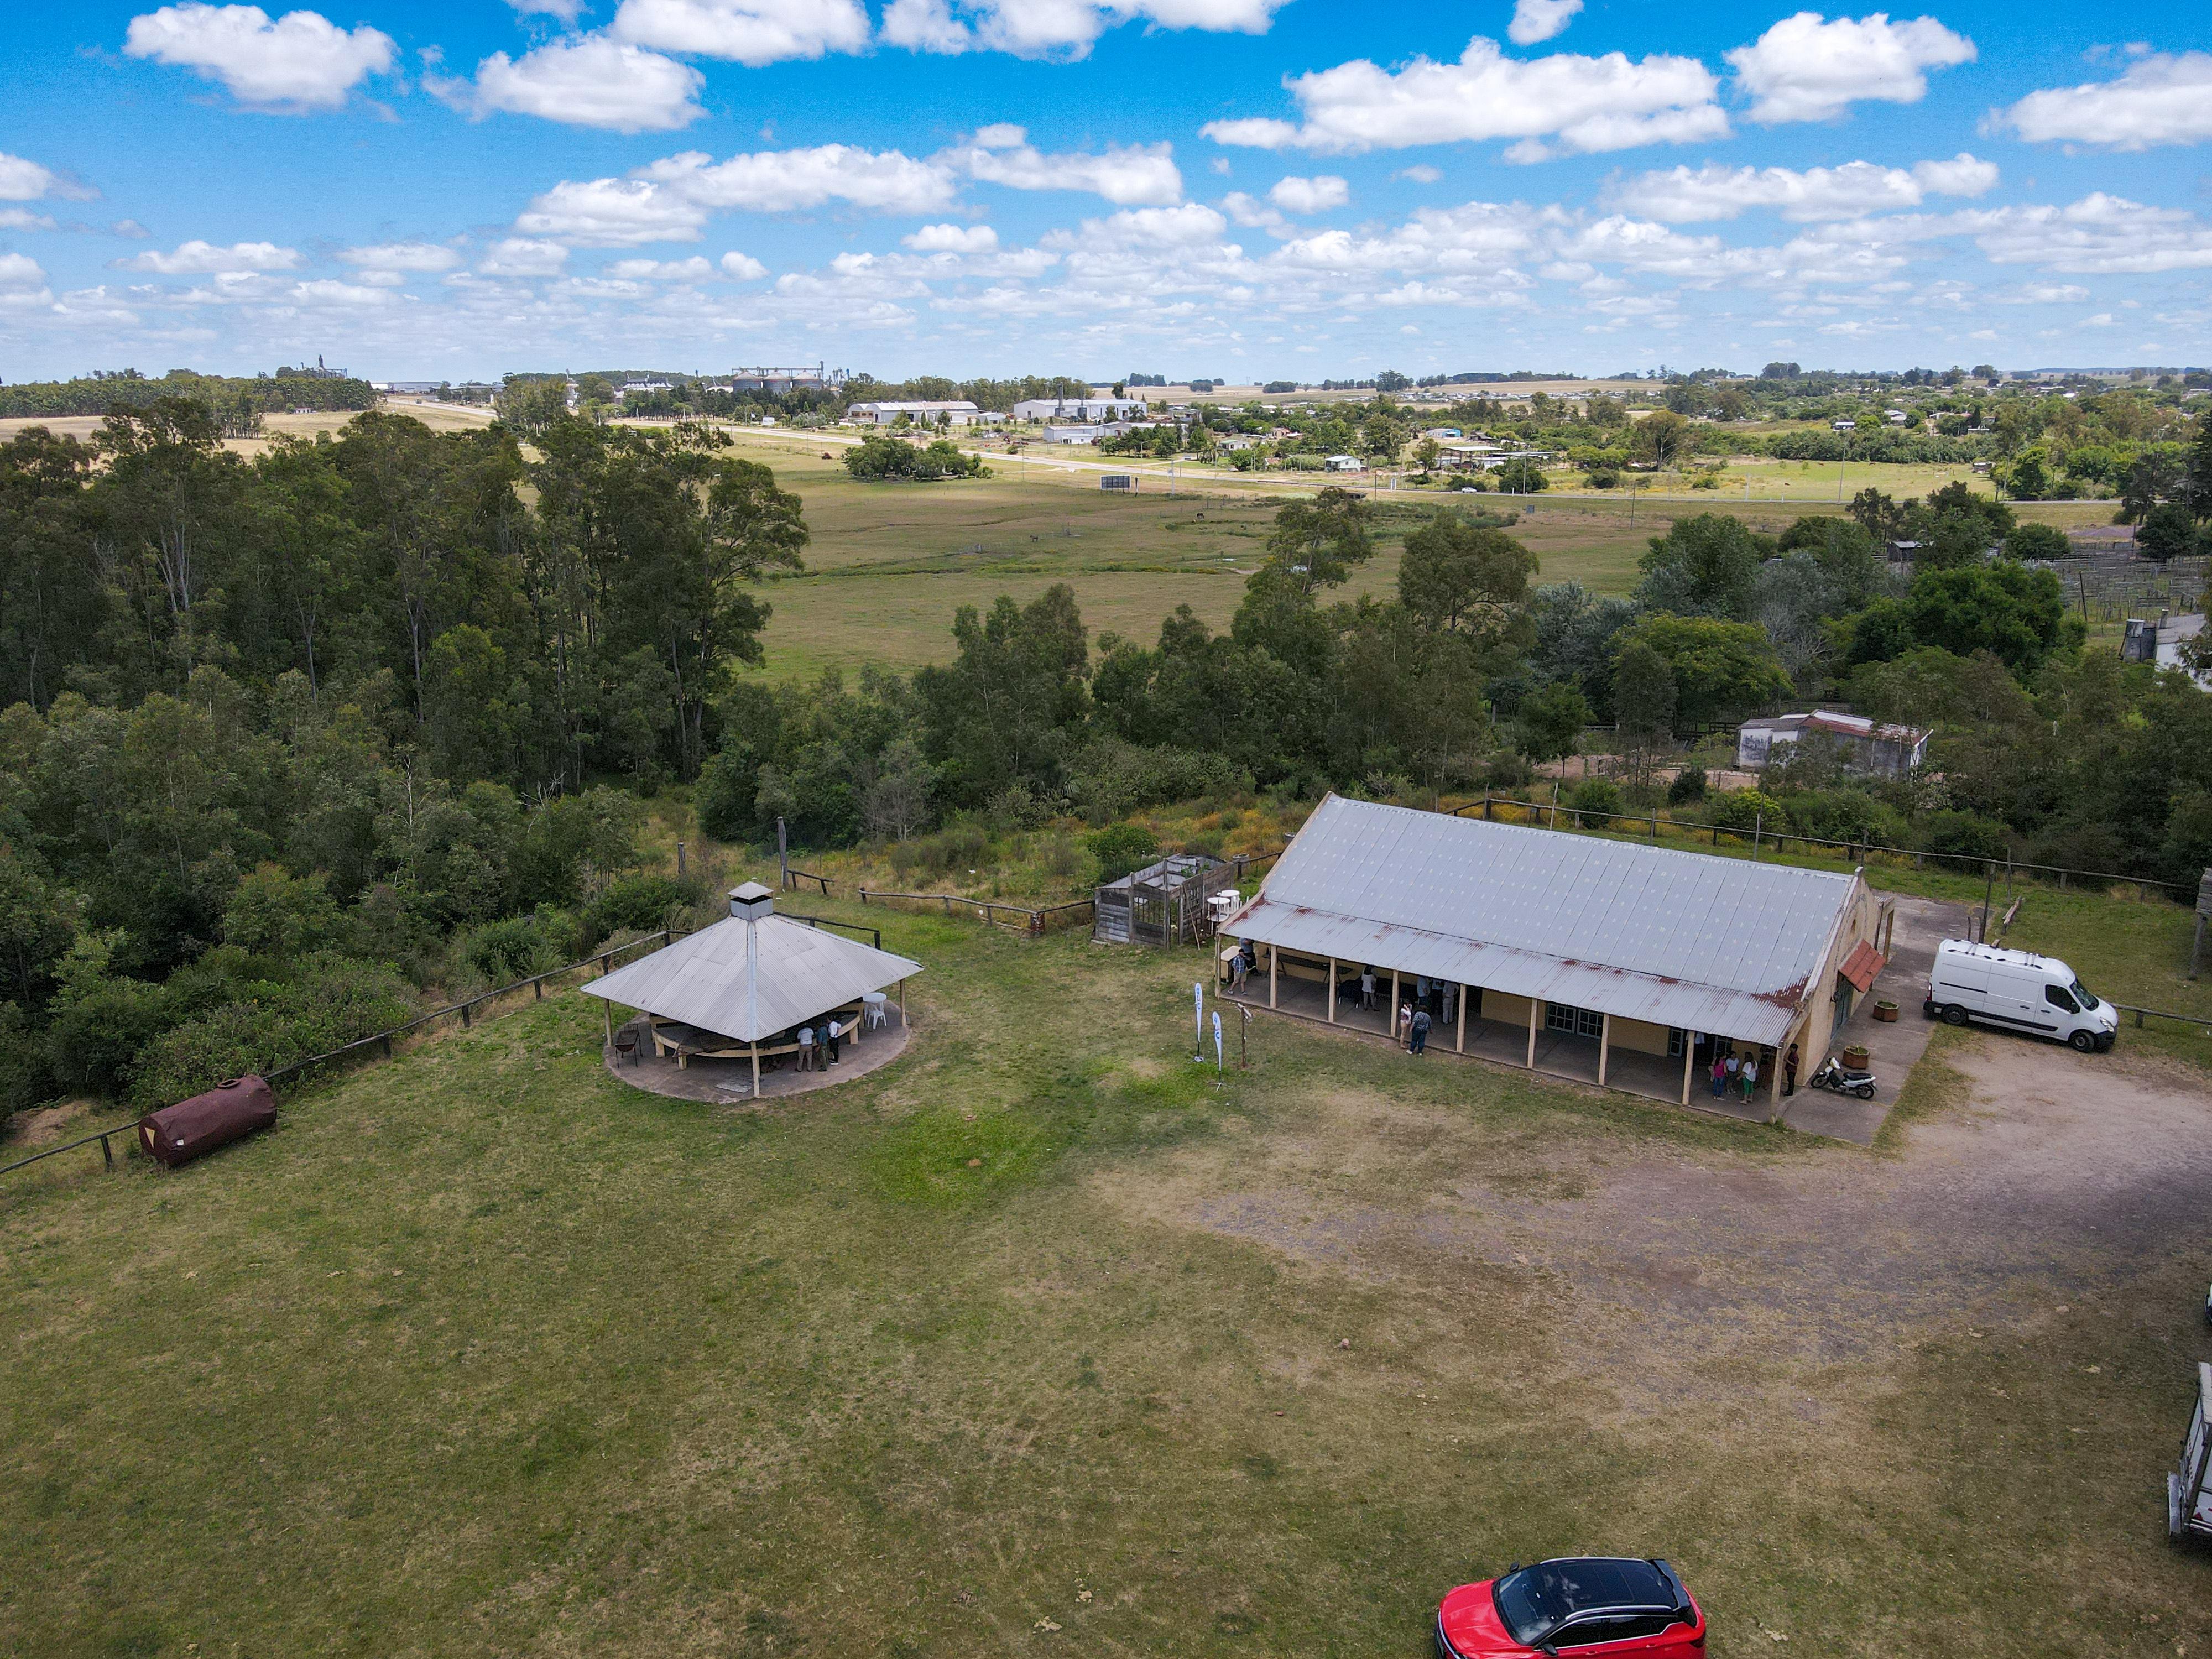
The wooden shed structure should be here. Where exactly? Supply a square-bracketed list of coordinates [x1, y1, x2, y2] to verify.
[583, 884, 921, 1098]
[1220, 795, 1892, 1113]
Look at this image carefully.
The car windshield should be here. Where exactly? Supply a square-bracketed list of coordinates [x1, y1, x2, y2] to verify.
[1493, 1561, 1667, 1645]
[2070, 979, 2099, 1011]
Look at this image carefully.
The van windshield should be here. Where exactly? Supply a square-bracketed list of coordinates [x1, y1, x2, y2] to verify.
[2070, 979, 2099, 1011]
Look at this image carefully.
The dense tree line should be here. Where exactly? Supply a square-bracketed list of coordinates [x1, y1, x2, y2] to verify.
[0, 366, 377, 420]
[0, 403, 802, 1115]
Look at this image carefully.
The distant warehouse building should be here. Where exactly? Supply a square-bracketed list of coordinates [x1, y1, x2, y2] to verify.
[846, 399, 985, 426]
[1220, 795, 1891, 1113]
[1012, 395, 1148, 421]
[1735, 710, 1927, 779]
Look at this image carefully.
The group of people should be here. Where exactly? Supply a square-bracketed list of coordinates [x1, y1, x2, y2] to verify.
[792, 1016, 844, 1071]
[1708, 1039, 1799, 1100]
[1397, 1001, 1433, 1055]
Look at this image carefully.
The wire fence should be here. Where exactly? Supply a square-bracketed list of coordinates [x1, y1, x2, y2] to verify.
[1, 925, 695, 1185]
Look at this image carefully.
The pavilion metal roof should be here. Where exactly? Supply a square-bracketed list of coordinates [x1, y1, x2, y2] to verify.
[582, 911, 921, 1044]
[1221, 795, 1860, 1046]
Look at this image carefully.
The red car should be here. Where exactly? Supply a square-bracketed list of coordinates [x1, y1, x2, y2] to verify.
[1436, 1557, 1705, 1656]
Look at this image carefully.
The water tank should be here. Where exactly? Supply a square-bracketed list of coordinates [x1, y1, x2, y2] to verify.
[137, 1076, 278, 1169]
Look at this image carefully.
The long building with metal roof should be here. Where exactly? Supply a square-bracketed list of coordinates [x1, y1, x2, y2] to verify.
[1219, 795, 1891, 1111]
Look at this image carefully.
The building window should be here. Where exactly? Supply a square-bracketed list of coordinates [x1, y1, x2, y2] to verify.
[1546, 1003, 1604, 1038]
[1668, 1027, 1687, 1058]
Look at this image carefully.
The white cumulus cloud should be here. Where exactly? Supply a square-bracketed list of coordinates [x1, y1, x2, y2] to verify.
[429, 36, 705, 133]
[1725, 12, 1976, 125]
[1200, 36, 1728, 160]
[879, 0, 1290, 60]
[606, 255, 714, 279]
[123, 4, 395, 112]
[118, 238, 301, 273]
[639, 144, 958, 215]
[943, 127, 1183, 205]
[478, 238, 570, 276]
[517, 178, 709, 246]
[1952, 193, 2212, 275]
[1995, 51, 2212, 150]
[1508, 0, 1581, 46]
[608, 0, 870, 65]
[0, 253, 54, 309]
[903, 222, 1000, 252]
[340, 242, 462, 274]
[0, 153, 97, 203]
[719, 250, 769, 278]
[1614, 153, 1996, 221]
[1268, 175, 1349, 212]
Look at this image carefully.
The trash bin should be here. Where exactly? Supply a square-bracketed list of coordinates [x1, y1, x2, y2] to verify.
[137, 1076, 277, 1169]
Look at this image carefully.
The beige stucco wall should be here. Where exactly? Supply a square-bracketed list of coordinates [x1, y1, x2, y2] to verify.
[1608, 1015, 1676, 1057]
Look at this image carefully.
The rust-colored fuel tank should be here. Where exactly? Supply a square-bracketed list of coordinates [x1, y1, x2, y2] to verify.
[137, 1076, 277, 1169]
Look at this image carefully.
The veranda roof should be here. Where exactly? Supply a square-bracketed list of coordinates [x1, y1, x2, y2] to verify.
[583, 901, 921, 1044]
[1222, 794, 1860, 1047]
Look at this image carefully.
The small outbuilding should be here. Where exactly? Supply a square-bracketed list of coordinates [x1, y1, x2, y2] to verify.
[1094, 854, 1234, 946]
[584, 884, 921, 1098]
[1736, 709, 1927, 779]
[1220, 795, 1891, 1113]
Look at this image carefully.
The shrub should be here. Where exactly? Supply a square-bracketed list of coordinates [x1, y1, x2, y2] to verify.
[1666, 765, 1708, 805]
[454, 913, 570, 987]
[1086, 821, 1160, 884]
[1921, 809, 2011, 864]
[1563, 778, 1623, 825]
[1068, 740, 1250, 824]
[581, 873, 699, 948]
[1706, 789, 1783, 834]
[129, 956, 417, 1109]
[1483, 749, 1533, 790]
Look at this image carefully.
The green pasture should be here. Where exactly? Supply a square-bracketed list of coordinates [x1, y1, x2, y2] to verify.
[4, 886, 2206, 1656]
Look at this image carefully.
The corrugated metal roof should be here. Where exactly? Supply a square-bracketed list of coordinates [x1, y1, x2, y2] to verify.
[582, 914, 921, 1044]
[1222, 795, 1859, 1046]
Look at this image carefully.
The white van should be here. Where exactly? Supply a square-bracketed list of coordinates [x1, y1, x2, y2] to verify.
[1924, 940, 2118, 1052]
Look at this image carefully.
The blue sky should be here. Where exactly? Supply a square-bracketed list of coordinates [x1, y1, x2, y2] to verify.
[2, 1, 2209, 382]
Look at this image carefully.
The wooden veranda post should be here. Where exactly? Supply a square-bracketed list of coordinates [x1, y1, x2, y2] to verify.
[1679, 1034, 1694, 1104]
[1526, 999, 1540, 1068]
[1327, 957, 1337, 1024]
[1455, 983, 1467, 1053]
[1269, 946, 1278, 1010]
[899, 979, 907, 1026]
[1390, 969, 1400, 1036]
[1597, 1013, 1611, 1087]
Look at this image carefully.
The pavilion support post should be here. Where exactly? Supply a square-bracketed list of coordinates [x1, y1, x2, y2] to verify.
[750, 1042, 760, 1100]
[1769, 1034, 1787, 1119]
[1526, 1000, 1540, 1069]
[1269, 946, 1278, 1010]
[603, 1000, 614, 1048]
[1598, 1013, 1611, 1087]
[1680, 1035, 1694, 1105]
[899, 979, 907, 1027]
[1390, 969, 1400, 1037]
[1455, 984, 1467, 1053]
[1327, 957, 1337, 1024]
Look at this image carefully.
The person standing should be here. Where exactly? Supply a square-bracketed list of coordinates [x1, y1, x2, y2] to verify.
[796, 1025, 814, 1071]
[826, 1015, 842, 1066]
[1709, 1050, 1727, 1099]
[1397, 1003, 1413, 1048]
[1783, 1041, 1800, 1097]
[1360, 967, 1376, 1011]
[1229, 950, 1249, 994]
[1724, 1048, 1741, 1095]
[1740, 1053, 1759, 1102]
[1410, 1007, 1432, 1055]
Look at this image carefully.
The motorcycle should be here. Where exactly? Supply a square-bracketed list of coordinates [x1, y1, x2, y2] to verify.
[1808, 1056, 1879, 1100]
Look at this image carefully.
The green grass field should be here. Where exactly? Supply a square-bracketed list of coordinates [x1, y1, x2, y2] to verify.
[708, 431, 2106, 684]
[6, 884, 2209, 1657]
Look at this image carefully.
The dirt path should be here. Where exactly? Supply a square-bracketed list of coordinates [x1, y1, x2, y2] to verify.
[1103, 1031, 2212, 1407]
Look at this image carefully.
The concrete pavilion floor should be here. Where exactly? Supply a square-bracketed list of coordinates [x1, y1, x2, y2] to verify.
[602, 1013, 912, 1104]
